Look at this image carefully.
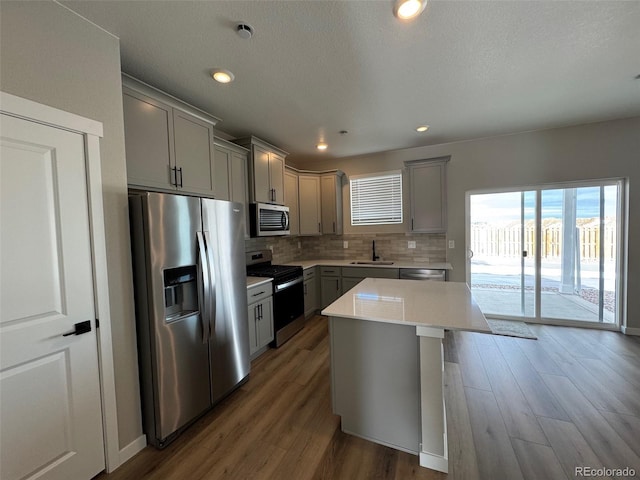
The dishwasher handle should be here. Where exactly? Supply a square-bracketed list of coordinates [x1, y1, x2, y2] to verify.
[399, 269, 446, 281]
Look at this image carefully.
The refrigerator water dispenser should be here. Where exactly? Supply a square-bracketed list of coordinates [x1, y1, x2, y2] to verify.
[163, 266, 198, 322]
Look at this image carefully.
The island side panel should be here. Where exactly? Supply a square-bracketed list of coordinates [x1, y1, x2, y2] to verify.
[418, 330, 448, 473]
[329, 316, 421, 455]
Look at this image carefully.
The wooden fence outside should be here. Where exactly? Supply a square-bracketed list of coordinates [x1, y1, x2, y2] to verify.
[470, 220, 617, 261]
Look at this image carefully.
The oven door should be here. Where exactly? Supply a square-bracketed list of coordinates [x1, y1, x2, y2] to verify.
[272, 276, 304, 345]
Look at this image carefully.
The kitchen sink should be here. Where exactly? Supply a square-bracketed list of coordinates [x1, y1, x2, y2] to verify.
[350, 261, 394, 265]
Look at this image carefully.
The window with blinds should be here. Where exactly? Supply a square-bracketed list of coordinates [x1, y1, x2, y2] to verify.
[350, 171, 403, 225]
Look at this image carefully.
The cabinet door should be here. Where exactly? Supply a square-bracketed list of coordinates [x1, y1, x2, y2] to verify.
[213, 145, 231, 200]
[284, 170, 300, 235]
[123, 90, 175, 190]
[304, 276, 318, 317]
[409, 162, 446, 232]
[321, 175, 342, 234]
[269, 152, 285, 204]
[257, 296, 274, 348]
[299, 175, 321, 235]
[252, 145, 271, 203]
[321, 276, 342, 308]
[247, 303, 259, 356]
[342, 277, 363, 293]
[173, 110, 215, 196]
[230, 151, 249, 237]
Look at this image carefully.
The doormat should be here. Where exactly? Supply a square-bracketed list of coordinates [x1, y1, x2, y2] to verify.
[486, 319, 537, 340]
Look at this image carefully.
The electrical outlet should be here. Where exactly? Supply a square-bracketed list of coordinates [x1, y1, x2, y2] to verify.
[448, 240, 455, 249]
[408, 241, 416, 249]
[297, 241, 301, 249]
[343, 241, 349, 249]
[267, 245, 273, 252]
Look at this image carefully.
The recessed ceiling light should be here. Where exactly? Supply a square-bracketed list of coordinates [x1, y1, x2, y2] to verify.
[211, 69, 234, 84]
[416, 125, 429, 132]
[394, 0, 427, 20]
[316, 143, 328, 151]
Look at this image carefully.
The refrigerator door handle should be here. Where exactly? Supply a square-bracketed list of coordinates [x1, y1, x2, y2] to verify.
[204, 231, 216, 338]
[196, 231, 211, 344]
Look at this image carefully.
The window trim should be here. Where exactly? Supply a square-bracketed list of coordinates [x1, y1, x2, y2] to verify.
[350, 170, 403, 226]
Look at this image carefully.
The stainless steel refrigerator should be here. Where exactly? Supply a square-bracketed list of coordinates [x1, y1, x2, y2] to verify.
[129, 192, 250, 447]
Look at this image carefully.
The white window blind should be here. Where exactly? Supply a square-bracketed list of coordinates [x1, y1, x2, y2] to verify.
[350, 171, 403, 225]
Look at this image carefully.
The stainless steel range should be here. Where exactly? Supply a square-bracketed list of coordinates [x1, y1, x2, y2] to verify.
[246, 250, 304, 346]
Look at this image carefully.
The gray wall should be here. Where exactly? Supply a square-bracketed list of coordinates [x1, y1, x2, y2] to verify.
[0, 1, 143, 448]
[294, 117, 640, 329]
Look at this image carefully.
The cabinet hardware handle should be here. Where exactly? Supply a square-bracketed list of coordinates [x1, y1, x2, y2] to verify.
[252, 291, 265, 297]
[333, 221, 335, 233]
[258, 303, 263, 320]
[178, 167, 183, 188]
[304, 284, 307, 294]
[336, 280, 339, 291]
[170, 166, 177, 186]
[411, 218, 414, 230]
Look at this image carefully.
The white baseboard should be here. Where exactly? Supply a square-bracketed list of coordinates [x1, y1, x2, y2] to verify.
[621, 325, 640, 336]
[419, 451, 449, 473]
[118, 434, 147, 467]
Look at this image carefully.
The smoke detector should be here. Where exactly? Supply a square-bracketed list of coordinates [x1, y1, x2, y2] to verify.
[236, 23, 254, 39]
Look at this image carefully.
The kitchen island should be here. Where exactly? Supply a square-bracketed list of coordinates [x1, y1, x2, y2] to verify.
[321, 278, 490, 473]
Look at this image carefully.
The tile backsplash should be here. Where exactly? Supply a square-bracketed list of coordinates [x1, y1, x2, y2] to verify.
[245, 233, 446, 264]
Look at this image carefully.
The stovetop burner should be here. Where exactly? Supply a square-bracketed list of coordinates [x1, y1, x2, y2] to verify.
[245, 249, 302, 283]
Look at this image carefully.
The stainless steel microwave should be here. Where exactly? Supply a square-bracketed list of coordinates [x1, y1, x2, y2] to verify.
[249, 203, 290, 237]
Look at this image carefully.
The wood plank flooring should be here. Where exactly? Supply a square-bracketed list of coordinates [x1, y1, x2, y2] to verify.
[97, 317, 640, 480]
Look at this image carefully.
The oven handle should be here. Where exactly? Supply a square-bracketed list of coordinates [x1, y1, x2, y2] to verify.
[274, 276, 303, 292]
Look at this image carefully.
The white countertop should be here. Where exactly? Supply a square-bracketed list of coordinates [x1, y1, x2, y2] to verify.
[246, 276, 272, 289]
[321, 278, 490, 333]
[283, 259, 453, 270]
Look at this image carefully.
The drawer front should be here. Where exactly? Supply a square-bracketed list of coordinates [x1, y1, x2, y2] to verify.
[303, 267, 316, 280]
[247, 284, 273, 304]
[341, 267, 399, 279]
[320, 266, 341, 276]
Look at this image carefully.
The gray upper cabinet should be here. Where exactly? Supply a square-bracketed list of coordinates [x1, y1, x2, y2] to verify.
[284, 168, 300, 235]
[122, 77, 221, 196]
[235, 136, 288, 205]
[321, 173, 343, 235]
[172, 110, 215, 196]
[123, 89, 175, 190]
[299, 174, 321, 235]
[406, 157, 449, 233]
[213, 138, 250, 237]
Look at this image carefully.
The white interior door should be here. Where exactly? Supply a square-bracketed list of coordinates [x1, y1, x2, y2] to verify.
[1, 114, 105, 480]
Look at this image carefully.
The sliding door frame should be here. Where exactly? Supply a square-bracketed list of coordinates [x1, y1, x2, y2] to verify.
[466, 178, 626, 331]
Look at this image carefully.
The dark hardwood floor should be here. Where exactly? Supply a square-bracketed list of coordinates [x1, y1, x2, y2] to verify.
[98, 316, 640, 480]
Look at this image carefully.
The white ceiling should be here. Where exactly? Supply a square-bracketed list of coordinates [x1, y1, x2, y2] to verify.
[62, 0, 640, 163]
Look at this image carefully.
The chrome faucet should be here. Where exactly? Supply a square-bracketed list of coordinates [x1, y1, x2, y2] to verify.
[372, 240, 380, 262]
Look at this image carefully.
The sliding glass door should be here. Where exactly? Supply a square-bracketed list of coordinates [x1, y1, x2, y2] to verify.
[468, 180, 622, 325]
[469, 191, 536, 318]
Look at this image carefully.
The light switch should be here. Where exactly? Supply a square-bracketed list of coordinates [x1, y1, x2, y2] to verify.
[408, 241, 416, 249]
[343, 241, 349, 249]
[448, 240, 455, 249]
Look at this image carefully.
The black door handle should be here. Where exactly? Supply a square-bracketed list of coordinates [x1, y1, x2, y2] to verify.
[62, 320, 92, 337]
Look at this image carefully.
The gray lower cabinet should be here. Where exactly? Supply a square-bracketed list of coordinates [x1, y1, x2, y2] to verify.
[320, 267, 342, 308]
[303, 268, 319, 318]
[342, 267, 400, 293]
[247, 284, 274, 358]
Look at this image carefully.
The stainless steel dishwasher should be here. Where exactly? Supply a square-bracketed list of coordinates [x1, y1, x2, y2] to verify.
[399, 268, 446, 281]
